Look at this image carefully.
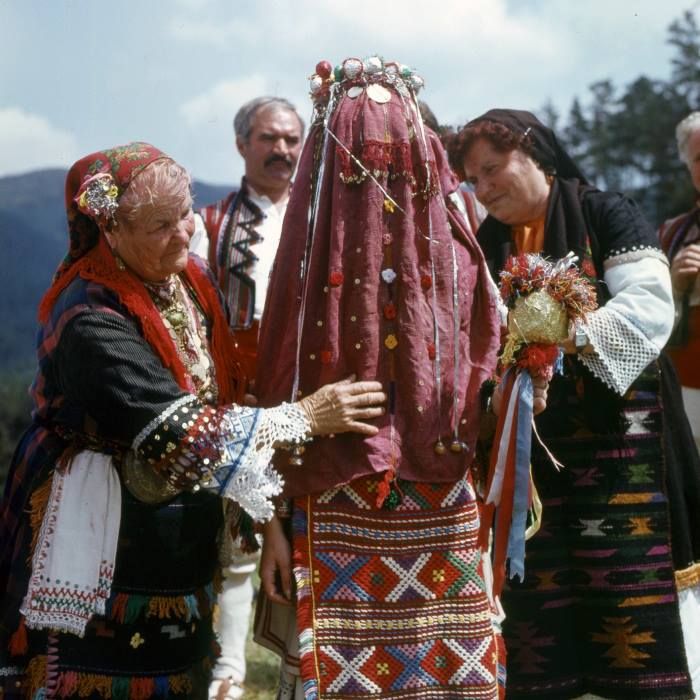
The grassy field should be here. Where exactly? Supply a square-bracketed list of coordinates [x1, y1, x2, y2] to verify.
[242, 627, 281, 700]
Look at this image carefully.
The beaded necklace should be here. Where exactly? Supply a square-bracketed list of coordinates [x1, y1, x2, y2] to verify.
[145, 275, 218, 403]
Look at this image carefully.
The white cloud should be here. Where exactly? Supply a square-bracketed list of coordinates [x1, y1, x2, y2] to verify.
[0, 108, 79, 177]
[315, 0, 550, 46]
[168, 0, 555, 53]
[180, 75, 269, 127]
[167, 17, 256, 49]
[172, 0, 214, 8]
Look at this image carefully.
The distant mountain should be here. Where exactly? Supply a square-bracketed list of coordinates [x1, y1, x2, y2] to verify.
[0, 169, 232, 372]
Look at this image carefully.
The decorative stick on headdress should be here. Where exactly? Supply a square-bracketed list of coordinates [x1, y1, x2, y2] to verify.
[255, 57, 501, 505]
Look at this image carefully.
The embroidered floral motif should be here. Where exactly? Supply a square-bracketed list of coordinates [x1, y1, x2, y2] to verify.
[130, 632, 145, 649]
[329, 271, 344, 287]
[381, 268, 397, 284]
[76, 173, 119, 219]
[383, 303, 397, 320]
[384, 334, 398, 350]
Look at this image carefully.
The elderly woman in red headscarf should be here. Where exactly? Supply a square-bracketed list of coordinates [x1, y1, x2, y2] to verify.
[0, 142, 386, 698]
[447, 110, 700, 700]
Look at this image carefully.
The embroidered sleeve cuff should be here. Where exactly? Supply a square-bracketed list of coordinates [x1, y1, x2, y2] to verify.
[577, 306, 659, 395]
[133, 399, 310, 522]
[602, 245, 668, 270]
[209, 403, 309, 522]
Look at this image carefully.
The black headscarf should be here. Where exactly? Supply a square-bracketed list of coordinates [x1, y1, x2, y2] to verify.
[470, 109, 620, 431]
[469, 109, 603, 292]
[468, 108, 588, 183]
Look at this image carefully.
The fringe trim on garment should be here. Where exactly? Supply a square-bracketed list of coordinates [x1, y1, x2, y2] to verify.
[337, 140, 414, 186]
[107, 584, 215, 624]
[676, 561, 700, 591]
[22, 656, 199, 699]
[26, 655, 47, 699]
[335, 140, 440, 201]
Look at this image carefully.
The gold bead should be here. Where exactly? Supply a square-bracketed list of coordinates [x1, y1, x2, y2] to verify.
[450, 440, 463, 454]
[434, 440, 446, 456]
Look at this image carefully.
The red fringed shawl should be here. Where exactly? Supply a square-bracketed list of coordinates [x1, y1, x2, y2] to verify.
[39, 236, 244, 404]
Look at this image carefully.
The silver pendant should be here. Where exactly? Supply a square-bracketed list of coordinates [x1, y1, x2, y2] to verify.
[367, 84, 391, 104]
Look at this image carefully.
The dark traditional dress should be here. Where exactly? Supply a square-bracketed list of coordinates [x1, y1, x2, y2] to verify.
[478, 170, 700, 698]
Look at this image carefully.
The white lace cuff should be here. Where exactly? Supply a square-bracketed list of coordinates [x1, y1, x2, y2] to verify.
[214, 403, 310, 522]
[577, 306, 660, 394]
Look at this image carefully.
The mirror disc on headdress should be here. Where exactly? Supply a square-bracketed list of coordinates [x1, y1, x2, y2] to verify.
[367, 84, 391, 104]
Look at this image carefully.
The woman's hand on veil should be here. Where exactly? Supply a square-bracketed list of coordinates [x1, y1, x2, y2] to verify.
[298, 375, 386, 437]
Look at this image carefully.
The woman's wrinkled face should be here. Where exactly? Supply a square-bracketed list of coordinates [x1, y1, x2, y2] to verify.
[106, 187, 195, 282]
[462, 137, 551, 226]
[687, 129, 700, 193]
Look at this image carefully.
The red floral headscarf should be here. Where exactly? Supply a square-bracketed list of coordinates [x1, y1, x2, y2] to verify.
[38, 142, 243, 403]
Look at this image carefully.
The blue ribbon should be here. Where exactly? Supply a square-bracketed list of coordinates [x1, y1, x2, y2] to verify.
[506, 369, 534, 581]
[554, 347, 564, 375]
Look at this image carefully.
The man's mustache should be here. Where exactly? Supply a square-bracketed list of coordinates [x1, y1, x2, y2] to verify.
[264, 154, 293, 168]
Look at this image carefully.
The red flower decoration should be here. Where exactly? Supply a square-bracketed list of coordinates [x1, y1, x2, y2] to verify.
[383, 302, 397, 320]
[516, 343, 560, 378]
[427, 343, 436, 360]
[329, 271, 344, 287]
[421, 274, 432, 290]
[581, 258, 596, 277]
[320, 350, 332, 364]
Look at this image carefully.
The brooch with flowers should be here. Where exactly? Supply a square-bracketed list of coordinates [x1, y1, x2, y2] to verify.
[75, 173, 120, 220]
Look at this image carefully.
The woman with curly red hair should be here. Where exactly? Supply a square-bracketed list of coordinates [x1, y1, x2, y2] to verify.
[448, 110, 700, 700]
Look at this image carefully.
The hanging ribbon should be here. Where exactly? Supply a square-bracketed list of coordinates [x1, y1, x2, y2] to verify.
[506, 370, 534, 582]
[479, 367, 539, 595]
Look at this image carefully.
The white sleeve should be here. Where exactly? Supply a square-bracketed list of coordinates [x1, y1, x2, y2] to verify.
[577, 255, 673, 395]
[189, 212, 210, 259]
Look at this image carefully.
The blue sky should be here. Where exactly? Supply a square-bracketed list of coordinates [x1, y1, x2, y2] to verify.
[1, 0, 697, 184]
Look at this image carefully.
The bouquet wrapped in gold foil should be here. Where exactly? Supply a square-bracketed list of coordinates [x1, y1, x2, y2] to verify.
[479, 252, 598, 594]
[499, 252, 598, 373]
